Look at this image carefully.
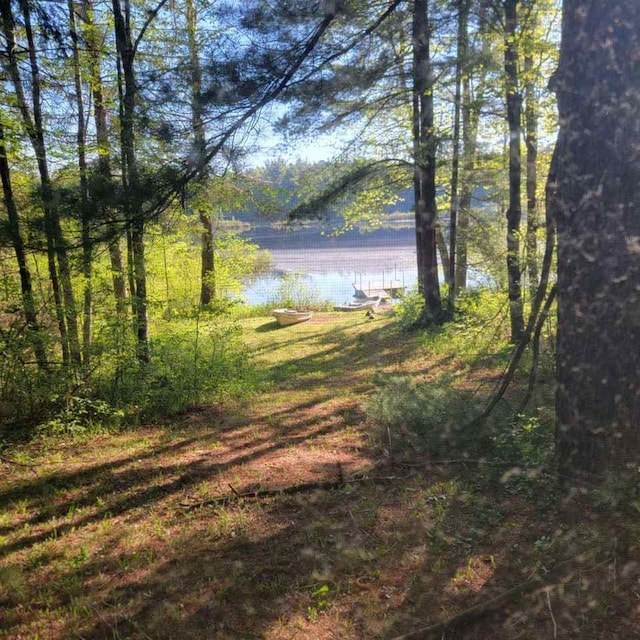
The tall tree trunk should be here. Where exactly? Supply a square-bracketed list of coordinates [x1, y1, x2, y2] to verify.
[0, 0, 75, 365]
[185, 0, 214, 306]
[436, 225, 450, 287]
[113, 0, 149, 362]
[83, 0, 128, 318]
[448, 0, 468, 307]
[68, 0, 92, 367]
[413, 0, 441, 321]
[503, 0, 525, 343]
[0, 119, 47, 369]
[524, 51, 538, 301]
[554, 0, 640, 481]
[116, 55, 138, 325]
[456, 10, 487, 292]
[21, 0, 81, 365]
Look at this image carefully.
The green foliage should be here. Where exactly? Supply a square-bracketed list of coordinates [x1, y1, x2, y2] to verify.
[367, 376, 491, 457]
[38, 396, 123, 437]
[492, 414, 553, 468]
[144, 225, 272, 318]
[394, 287, 424, 331]
[93, 319, 255, 420]
[268, 271, 328, 310]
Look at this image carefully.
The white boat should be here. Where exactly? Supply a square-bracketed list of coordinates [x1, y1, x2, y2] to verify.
[334, 298, 381, 312]
[272, 308, 313, 326]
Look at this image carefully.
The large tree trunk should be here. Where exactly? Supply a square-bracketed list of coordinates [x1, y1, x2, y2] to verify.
[0, 120, 47, 369]
[412, 0, 441, 320]
[83, 0, 128, 319]
[68, 0, 92, 367]
[554, 0, 640, 481]
[503, 0, 525, 343]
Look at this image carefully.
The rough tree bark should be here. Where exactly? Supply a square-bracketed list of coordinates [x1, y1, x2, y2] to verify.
[185, 0, 215, 306]
[554, 0, 640, 481]
[448, 0, 468, 307]
[412, 0, 442, 320]
[83, 0, 128, 319]
[0, 120, 47, 369]
[68, 0, 92, 367]
[503, 0, 525, 343]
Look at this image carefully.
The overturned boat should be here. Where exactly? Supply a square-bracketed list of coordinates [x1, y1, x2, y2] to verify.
[334, 298, 381, 312]
[272, 308, 313, 326]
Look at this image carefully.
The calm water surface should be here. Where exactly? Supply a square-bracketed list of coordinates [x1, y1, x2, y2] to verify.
[242, 226, 418, 305]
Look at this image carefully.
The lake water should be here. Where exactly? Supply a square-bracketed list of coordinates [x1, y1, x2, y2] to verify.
[241, 225, 419, 305]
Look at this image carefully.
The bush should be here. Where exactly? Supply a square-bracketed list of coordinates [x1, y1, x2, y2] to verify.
[367, 376, 492, 456]
[38, 396, 123, 437]
[268, 271, 328, 310]
[93, 319, 256, 420]
[393, 287, 424, 331]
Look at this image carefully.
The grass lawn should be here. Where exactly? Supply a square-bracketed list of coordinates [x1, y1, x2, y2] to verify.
[0, 310, 637, 639]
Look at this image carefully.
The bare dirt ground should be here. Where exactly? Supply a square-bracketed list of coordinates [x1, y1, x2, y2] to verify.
[0, 312, 637, 639]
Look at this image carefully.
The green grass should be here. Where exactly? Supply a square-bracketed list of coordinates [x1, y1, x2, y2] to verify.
[0, 305, 636, 640]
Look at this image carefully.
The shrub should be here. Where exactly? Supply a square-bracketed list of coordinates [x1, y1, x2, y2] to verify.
[94, 319, 256, 420]
[393, 287, 424, 331]
[37, 396, 123, 437]
[367, 376, 492, 456]
[268, 271, 328, 310]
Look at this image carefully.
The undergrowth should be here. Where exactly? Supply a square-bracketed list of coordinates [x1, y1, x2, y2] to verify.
[0, 317, 259, 441]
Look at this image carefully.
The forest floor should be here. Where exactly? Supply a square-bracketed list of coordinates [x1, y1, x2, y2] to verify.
[0, 311, 638, 639]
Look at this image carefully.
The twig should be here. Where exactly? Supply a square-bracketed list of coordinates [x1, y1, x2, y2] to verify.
[517, 284, 557, 414]
[0, 454, 35, 468]
[546, 588, 557, 639]
[180, 473, 400, 511]
[466, 147, 559, 428]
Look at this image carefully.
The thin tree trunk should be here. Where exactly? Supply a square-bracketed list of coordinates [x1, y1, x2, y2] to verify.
[0, 1, 72, 365]
[83, 0, 128, 318]
[448, 0, 468, 306]
[68, 0, 92, 367]
[113, 0, 149, 361]
[436, 225, 450, 286]
[0, 119, 47, 369]
[21, 0, 81, 365]
[504, 0, 525, 343]
[554, 0, 640, 481]
[185, 0, 214, 307]
[116, 54, 138, 326]
[413, 0, 441, 321]
[456, 11, 487, 292]
[524, 52, 539, 300]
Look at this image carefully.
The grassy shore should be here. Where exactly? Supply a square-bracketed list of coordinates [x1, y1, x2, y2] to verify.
[0, 310, 636, 639]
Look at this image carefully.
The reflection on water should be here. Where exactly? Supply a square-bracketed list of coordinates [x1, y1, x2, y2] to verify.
[241, 226, 419, 305]
[240, 225, 489, 306]
[244, 268, 418, 305]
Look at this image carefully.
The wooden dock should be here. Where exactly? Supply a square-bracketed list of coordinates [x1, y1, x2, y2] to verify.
[352, 280, 405, 299]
